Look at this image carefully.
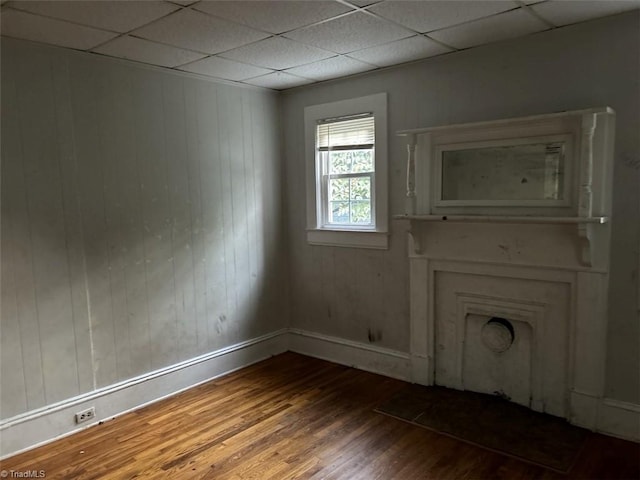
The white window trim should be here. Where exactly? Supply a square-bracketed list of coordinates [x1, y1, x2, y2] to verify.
[305, 93, 388, 249]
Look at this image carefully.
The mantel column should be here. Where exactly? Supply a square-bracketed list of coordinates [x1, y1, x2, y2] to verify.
[405, 133, 417, 215]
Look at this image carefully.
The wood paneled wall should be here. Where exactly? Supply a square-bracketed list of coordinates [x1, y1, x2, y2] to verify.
[1, 38, 287, 420]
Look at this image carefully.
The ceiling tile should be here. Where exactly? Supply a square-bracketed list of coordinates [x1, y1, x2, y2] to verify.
[93, 35, 205, 67]
[349, 0, 383, 6]
[531, 0, 640, 27]
[133, 9, 270, 54]
[194, 1, 353, 34]
[243, 71, 313, 90]
[284, 11, 413, 54]
[221, 36, 334, 70]
[349, 35, 452, 67]
[368, 1, 516, 33]
[179, 56, 273, 80]
[6, 1, 180, 33]
[284, 55, 374, 81]
[429, 8, 548, 49]
[0, 8, 117, 50]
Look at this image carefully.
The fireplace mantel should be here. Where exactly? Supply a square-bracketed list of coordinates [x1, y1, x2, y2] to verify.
[397, 108, 615, 431]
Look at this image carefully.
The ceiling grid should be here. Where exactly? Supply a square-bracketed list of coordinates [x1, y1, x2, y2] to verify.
[1, 0, 638, 90]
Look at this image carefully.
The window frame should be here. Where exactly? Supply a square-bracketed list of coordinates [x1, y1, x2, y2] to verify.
[304, 93, 388, 249]
[318, 117, 376, 229]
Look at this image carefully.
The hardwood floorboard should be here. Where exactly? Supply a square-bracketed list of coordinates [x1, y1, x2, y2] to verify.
[1, 352, 638, 479]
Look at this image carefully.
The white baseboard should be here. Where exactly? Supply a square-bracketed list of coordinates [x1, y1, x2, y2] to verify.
[598, 398, 640, 442]
[3, 327, 636, 460]
[570, 390, 600, 430]
[1, 328, 409, 460]
[288, 328, 411, 381]
[0, 329, 289, 460]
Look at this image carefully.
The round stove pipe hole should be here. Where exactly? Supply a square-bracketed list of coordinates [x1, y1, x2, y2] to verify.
[481, 317, 515, 353]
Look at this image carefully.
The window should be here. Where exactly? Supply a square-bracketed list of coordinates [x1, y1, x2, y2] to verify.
[318, 115, 375, 227]
[305, 93, 388, 249]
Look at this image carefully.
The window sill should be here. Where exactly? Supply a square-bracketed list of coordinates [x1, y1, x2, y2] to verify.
[306, 229, 389, 249]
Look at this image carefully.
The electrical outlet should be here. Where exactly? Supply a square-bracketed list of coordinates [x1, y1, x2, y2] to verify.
[75, 407, 95, 424]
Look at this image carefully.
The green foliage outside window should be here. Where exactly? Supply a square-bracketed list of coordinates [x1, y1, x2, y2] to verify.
[329, 150, 373, 174]
[322, 148, 374, 225]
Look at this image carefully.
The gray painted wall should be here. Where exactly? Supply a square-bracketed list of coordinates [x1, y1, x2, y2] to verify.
[281, 11, 640, 404]
[1, 38, 287, 420]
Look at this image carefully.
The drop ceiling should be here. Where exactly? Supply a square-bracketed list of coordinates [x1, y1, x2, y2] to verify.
[1, 0, 638, 91]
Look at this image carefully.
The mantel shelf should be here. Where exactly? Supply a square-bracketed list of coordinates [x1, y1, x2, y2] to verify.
[395, 214, 608, 265]
[393, 214, 609, 225]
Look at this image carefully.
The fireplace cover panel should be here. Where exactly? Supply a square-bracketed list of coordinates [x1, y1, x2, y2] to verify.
[462, 314, 533, 408]
[434, 271, 570, 417]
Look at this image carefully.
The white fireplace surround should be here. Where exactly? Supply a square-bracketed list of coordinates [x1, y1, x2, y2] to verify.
[396, 108, 616, 431]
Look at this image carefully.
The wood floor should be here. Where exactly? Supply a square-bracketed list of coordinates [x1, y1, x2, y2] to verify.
[2, 352, 638, 479]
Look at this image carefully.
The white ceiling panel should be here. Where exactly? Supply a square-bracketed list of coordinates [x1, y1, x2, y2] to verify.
[368, 1, 516, 33]
[93, 35, 206, 67]
[2, 0, 638, 91]
[133, 9, 270, 54]
[0, 8, 117, 50]
[221, 36, 334, 70]
[349, 35, 452, 67]
[429, 8, 548, 49]
[243, 71, 313, 89]
[285, 11, 413, 54]
[179, 56, 273, 80]
[285, 55, 374, 81]
[6, 1, 179, 33]
[532, 0, 640, 27]
[194, 1, 353, 34]
[348, 0, 383, 6]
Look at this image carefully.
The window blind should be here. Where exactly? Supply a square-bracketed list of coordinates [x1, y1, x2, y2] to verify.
[317, 115, 374, 151]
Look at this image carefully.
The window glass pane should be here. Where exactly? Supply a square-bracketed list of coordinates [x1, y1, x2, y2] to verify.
[350, 150, 374, 173]
[330, 201, 350, 224]
[329, 151, 351, 174]
[350, 201, 371, 224]
[327, 176, 372, 225]
[329, 150, 373, 174]
[329, 178, 349, 201]
[350, 177, 370, 200]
